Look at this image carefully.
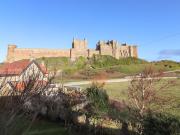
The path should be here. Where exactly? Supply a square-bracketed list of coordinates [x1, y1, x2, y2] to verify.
[64, 77, 178, 86]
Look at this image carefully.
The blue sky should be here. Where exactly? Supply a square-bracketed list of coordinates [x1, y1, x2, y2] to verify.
[0, 0, 180, 62]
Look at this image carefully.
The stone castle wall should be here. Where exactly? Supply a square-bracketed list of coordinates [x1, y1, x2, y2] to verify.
[6, 39, 138, 63]
[7, 46, 70, 62]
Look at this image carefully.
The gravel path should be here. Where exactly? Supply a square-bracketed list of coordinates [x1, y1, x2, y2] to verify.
[64, 77, 178, 86]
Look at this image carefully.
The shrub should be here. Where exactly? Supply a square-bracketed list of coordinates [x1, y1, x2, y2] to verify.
[86, 82, 109, 115]
[80, 68, 98, 79]
[90, 55, 119, 68]
[90, 55, 148, 68]
[143, 113, 180, 135]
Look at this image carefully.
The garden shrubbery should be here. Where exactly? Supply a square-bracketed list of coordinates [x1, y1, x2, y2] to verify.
[143, 113, 180, 135]
[86, 82, 109, 115]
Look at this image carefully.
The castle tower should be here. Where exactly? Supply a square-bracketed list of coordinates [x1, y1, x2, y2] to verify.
[6, 44, 17, 62]
[72, 38, 88, 49]
[70, 38, 88, 60]
[97, 40, 120, 57]
[130, 46, 138, 58]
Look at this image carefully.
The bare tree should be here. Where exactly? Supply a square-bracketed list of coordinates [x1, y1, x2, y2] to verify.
[127, 66, 176, 134]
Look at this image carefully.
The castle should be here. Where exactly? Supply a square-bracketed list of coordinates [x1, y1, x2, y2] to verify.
[6, 39, 138, 63]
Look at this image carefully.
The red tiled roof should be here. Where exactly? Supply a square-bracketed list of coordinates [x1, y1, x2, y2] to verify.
[0, 60, 48, 76]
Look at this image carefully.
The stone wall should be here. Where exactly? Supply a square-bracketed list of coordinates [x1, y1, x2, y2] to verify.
[88, 49, 99, 57]
[7, 45, 70, 62]
[6, 39, 138, 63]
[70, 48, 88, 60]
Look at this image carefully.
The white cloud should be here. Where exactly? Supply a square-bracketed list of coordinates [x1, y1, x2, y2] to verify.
[159, 49, 180, 56]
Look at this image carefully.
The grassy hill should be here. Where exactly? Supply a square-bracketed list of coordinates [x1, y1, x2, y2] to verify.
[1, 55, 179, 82]
[36, 55, 180, 82]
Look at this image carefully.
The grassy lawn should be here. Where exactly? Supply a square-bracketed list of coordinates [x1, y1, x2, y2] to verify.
[81, 79, 180, 117]
[81, 81, 129, 101]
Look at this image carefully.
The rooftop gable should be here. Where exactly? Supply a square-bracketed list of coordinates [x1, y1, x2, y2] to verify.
[0, 60, 47, 76]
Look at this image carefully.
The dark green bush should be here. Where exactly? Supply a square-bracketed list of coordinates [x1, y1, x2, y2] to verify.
[86, 83, 109, 115]
[143, 113, 180, 135]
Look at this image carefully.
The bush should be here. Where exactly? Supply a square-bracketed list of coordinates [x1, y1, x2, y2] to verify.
[90, 55, 119, 68]
[86, 83, 109, 115]
[90, 55, 148, 68]
[80, 68, 98, 79]
[143, 113, 180, 135]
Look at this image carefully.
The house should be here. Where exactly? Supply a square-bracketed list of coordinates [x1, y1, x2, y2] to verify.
[0, 60, 48, 96]
[0, 59, 48, 82]
[0, 81, 49, 96]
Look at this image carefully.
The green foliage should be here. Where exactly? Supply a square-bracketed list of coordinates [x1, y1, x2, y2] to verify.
[36, 56, 180, 81]
[74, 56, 87, 69]
[63, 57, 87, 75]
[37, 56, 87, 75]
[118, 57, 148, 65]
[90, 55, 119, 68]
[88, 55, 151, 75]
[63, 67, 78, 75]
[153, 60, 180, 70]
[82, 79, 180, 117]
[37, 57, 70, 71]
[86, 83, 109, 115]
[113, 64, 147, 74]
[143, 113, 180, 135]
[80, 67, 99, 78]
[90, 55, 148, 68]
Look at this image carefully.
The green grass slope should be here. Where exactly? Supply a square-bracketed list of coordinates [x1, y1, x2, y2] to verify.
[35, 55, 180, 81]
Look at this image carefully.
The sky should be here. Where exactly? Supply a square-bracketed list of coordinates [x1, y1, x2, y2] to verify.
[0, 0, 180, 62]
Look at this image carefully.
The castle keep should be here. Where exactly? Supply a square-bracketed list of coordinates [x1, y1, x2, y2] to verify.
[6, 39, 138, 63]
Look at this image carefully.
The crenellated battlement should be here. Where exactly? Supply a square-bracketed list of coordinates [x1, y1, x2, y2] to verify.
[72, 38, 87, 49]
